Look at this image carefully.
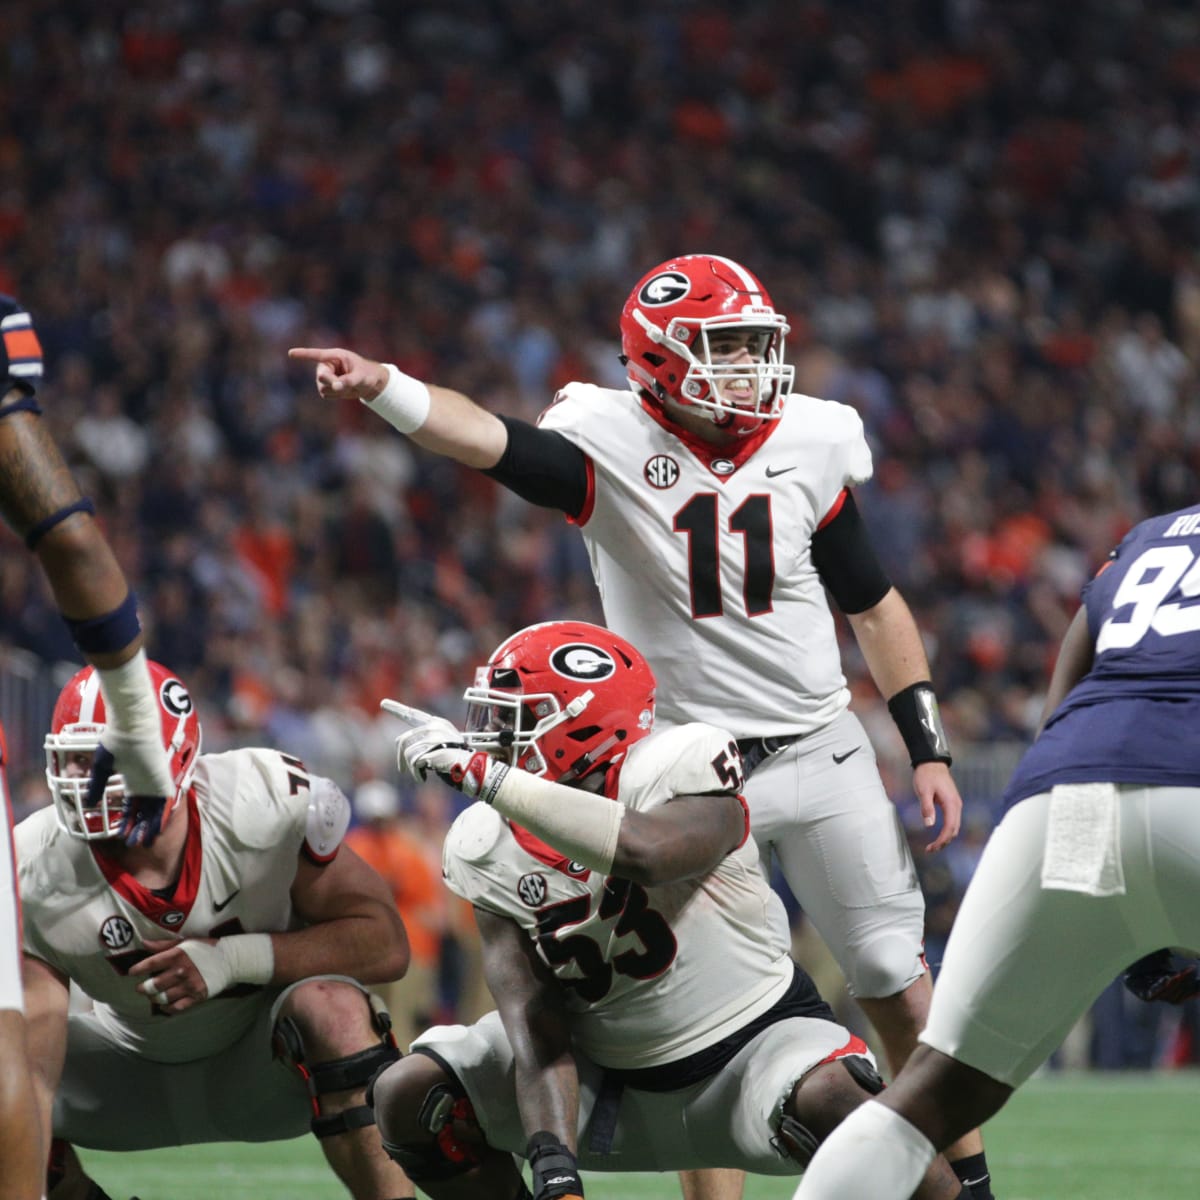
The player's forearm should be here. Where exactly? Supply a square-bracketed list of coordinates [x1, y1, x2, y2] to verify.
[21, 960, 69, 1160]
[1038, 607, 1093, 732]
[503, 1006, 581, 1153]
[0, 405, 83, 534]
[847, 587, 933, 698]
[514, 1054, 581, 1154]
[1, 408, 143, 666]
[266, 906, 410, 986]
[409, 384, 508, 468]
[360, 361, 508, 469]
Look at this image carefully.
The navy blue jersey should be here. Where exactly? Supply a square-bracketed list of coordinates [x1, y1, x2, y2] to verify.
[1004, 504, 1200, 807]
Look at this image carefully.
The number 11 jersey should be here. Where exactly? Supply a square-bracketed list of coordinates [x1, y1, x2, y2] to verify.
[539, 383, 873, 738]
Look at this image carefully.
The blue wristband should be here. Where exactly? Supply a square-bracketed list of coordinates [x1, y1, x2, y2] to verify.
[0, 391, 41, 418]
[24, 498, 95, 550]
[64, 591, 141, 656]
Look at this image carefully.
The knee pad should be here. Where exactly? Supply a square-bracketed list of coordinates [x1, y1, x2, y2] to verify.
[379, 1077, 486, 1183]
[848, 935, 924, 999]
[774, 1113, 821, 1168]
[274, 990, 400, 1138]
[841, 1053, 885, 1096]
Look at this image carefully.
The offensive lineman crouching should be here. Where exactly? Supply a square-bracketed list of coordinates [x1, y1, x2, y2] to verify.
[18, 662, 415, 1200]
[366, 621, 965, 1200]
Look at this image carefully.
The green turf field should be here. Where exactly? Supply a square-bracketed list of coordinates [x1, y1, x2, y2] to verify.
[80, 1071, 1200, 1199]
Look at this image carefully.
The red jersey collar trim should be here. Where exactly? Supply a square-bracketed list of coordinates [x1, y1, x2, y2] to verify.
[509, 822, 591, 880]
[92, 789, 203, 929]
[638, 395, 780, 479]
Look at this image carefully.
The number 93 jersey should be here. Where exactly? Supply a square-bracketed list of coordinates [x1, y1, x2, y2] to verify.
[442, 722, 795, 1072]
[539, 383, 873, 737]
[1005, 503, 1200, 807]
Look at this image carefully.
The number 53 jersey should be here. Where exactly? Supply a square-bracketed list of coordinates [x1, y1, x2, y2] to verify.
[441, 722, 796, 1072]
[539, 384, 873, 739]
[1005, 503, 1200, 807]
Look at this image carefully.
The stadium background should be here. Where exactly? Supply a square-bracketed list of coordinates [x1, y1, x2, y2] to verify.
[2, 0, 1198, 1085]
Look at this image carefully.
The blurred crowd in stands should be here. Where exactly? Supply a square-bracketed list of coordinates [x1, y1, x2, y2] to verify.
[1, 0, 1197, 1063]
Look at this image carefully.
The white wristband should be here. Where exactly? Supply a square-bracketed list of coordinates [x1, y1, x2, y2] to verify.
[362, 363, 431, 434]
[489, 768, 624, 874]
[179, 933, 274, 998]
[95, 649, 175, 797]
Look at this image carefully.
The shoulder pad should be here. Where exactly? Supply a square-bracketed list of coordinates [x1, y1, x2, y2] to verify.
[200, 749, 312, 850]
[441, 803, 507, 904]
[444, 802, 505, 866]
[620, 723, 744, 804]
[538, 382, 629, 431]
[305, 775, 351, 862]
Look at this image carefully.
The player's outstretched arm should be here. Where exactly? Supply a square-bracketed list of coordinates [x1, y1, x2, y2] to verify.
[391, 706, 748, 884]
[476, 908, 586, 1200]
[288, 345, 508, 468]
[0, 297, 174, 825]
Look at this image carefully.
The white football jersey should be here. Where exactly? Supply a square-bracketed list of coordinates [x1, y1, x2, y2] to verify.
[17, 748, 349, 1063]
[442, 723, 794, 1070]
[539, 384, 873, 737]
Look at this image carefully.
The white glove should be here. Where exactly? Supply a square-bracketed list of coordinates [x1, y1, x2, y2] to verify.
[381, 699, 468, 782]
[414, 744, 511, 802]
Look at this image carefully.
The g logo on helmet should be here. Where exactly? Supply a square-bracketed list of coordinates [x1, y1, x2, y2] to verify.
[550, 644, 616, 682]
[160, 678, 193, 718]
[638, 271, 691, 306]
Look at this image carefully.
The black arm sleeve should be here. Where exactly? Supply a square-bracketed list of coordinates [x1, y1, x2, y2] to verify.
[810, 490, 893, 614]
[481, 414, 589, 519]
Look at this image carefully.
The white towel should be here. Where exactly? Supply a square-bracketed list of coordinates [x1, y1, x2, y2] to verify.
[1041, 782, 1126, 896]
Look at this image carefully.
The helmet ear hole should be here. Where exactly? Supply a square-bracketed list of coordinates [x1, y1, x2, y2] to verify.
[566, 725, 602, 743]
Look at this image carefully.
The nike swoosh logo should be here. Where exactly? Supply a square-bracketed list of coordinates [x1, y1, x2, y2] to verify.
[832, 747, 861, 764]
[213, 890, 240, 912]
[960, 1177, 989, 1188]
[765, 465, 795, 478]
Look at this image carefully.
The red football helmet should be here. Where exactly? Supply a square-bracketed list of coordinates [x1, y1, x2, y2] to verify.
[619, 254, 794, 436]
[44, 660, 201, 840]
[462, 620, 656, 784]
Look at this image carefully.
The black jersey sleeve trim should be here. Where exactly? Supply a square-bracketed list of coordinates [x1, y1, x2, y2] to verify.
[811, 489, 893, 614]
[481, 414, 590, 519]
